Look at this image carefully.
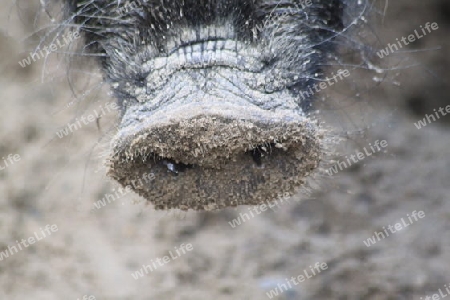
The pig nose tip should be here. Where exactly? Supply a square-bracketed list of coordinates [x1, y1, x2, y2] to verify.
[107, 105, 323, 210]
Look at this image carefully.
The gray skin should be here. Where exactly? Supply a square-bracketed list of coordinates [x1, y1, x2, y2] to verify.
[60, 0, 368, 210]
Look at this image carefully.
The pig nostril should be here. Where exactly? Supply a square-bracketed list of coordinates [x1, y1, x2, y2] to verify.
[251, 149, 262, 166]
[249, 143, 276, 166]
[162, 159, 193, 176]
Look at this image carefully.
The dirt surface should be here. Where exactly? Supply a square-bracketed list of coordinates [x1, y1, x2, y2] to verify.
[0, 0, 449, 299]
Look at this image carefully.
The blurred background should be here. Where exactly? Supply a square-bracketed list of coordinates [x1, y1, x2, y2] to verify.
[0, 0, 449, 299]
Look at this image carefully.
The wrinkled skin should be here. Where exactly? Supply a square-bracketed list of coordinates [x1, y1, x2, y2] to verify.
[61, 0, 362, 210]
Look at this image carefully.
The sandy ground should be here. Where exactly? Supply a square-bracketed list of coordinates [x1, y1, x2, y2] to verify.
[0, 0, 449, 299]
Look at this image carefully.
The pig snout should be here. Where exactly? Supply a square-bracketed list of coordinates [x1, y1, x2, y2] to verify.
[108, 88, 322, 210]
